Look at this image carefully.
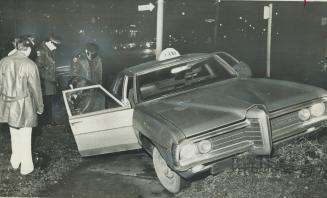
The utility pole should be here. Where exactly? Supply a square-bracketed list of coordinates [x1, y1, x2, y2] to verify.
[156, 0, 164, 60]
[264, 4, 273, 78]
[213, 0, 220, 45]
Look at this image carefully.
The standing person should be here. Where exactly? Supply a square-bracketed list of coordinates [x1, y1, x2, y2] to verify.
[0, 36, 44, 175]
[35, 35, 61, 125]
[70, 43, 104, 113]
[71, 42, 102, 86]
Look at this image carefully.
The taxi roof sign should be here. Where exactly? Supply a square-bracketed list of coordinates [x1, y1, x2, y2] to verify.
[158, 48, 180, 61]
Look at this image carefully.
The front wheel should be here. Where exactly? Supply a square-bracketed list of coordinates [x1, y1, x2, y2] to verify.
[152, 147, 182, 193]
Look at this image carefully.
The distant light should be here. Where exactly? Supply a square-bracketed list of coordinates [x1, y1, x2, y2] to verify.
[205, 18, 215, 23]
[276, 32, 280, 35]
[145, 42, 151, 48]
[239, 16, 243, 20]
[252, 27, 255, 30]
[263, 28, 266, 32]
[182, 12, 186, 16]
[79, 29, 85, 34]
[130, 24, 136, 27]
[241, 29, 244, 32]
[223, 35, 227, 38]
[244, 19, 247, 23]
[219, 23, 223, 27]
[275, 12, 278, 15]
[249, 24, 252, 27]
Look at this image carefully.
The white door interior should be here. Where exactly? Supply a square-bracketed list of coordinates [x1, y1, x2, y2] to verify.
[62, 85, 141, 156]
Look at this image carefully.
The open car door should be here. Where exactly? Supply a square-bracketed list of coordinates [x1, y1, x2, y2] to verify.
[62, 85, 141, 156]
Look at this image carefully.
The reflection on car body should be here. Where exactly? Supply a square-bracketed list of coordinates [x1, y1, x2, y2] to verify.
[63, 52, 327, 193]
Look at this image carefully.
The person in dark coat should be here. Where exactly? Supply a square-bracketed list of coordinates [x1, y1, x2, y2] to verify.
[71, 42, 102, 86]
[35, 35, 61, 125]
[0, 36, 44, 175]
[70, 43, 104, 113]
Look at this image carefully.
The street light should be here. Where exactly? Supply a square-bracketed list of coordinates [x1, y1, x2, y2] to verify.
[264, 3, 273, 78]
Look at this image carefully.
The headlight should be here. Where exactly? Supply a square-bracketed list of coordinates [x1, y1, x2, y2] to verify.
[197, 140, 212, 154]
[310, 103, 325, 117]
[179, 143, 197, 160]
[298, 108, 311, 121]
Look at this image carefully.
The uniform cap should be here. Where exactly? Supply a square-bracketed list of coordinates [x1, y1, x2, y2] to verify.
[85, 43, 99, 54]
[49, 34, 61, 45]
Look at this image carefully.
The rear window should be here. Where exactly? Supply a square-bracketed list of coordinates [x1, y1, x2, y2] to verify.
[216, 53, 239, 67]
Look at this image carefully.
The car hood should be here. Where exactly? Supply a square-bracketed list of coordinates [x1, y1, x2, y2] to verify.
[140, 78, 327, 138]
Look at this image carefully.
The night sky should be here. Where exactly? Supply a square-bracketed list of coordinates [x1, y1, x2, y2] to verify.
[0, 0, 327, 87]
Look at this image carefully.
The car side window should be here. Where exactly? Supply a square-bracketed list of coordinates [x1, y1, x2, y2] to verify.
[112, 75, 124, 100]
[64, 86, 124, 116]
[126, 76, 135, 107]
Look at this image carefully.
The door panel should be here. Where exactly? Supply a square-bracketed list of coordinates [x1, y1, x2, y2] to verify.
[63, 85, 141, 156]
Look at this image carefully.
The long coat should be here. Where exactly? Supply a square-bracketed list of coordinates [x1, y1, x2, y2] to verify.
[0, 51, 44, 128]
[35, 42, 57, 95]
[71, 51, 102, 85]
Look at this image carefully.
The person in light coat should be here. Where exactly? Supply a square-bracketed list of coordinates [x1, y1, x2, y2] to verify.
[0, 36, 44, 175]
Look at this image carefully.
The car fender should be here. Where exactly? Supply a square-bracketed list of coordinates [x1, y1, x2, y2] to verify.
[133, 107, 185, 166]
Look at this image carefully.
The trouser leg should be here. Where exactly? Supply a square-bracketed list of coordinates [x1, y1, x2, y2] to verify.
[19, 127, 33, 175]
[46, 95, 57, 124]
[45, 95, 52, 124]
[10, 127, 34, 175]
[9, 127, 20, 169]
[48, 95, 53, 123]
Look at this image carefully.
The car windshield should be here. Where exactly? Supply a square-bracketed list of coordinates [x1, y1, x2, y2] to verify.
[137, 56, 236, 101]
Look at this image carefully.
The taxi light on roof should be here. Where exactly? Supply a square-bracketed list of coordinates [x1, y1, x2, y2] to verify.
[158, 48, 180, 61]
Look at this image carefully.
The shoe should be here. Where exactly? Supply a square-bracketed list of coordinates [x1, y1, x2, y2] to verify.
[20, 168, 34, 175]
[33, 151, 51, 170]
[6, 164, 18, 173]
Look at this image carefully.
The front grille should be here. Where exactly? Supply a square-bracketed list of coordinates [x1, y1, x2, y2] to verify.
[209, 120, 262, 152]
[270, 111, 304, 140]
[270, 111, 301, 131]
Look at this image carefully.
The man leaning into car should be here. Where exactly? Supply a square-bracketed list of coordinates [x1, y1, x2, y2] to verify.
[71, 42, 103, 86]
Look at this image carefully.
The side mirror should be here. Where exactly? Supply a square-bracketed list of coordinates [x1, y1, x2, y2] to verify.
[233, 61, 252, 78]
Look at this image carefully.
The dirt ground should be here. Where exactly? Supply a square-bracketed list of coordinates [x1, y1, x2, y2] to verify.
[0, 124, 83, 197]
[1, 124, 327, 197]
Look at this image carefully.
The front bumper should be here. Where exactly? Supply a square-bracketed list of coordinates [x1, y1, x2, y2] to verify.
[177, 122, 327, 179]
[173, 100, 327, 178]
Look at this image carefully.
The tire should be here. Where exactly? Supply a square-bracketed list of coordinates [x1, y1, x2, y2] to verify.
[152, 147, 182, 193]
